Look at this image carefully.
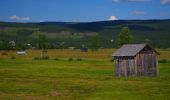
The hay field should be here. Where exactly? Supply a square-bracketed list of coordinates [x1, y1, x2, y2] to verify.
[0, 49, 170, 100]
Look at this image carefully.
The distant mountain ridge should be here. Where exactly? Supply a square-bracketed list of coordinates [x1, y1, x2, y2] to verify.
[0, 19, 170, 48]
[37, 19, 170, 31]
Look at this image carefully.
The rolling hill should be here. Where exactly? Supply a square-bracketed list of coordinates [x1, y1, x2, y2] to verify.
[0, 19, 170, 49]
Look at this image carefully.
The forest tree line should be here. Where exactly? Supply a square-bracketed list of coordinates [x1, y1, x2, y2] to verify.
[0, 20, 170, 50]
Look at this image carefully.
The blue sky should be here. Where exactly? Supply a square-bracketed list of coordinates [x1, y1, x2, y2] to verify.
[0, 0, 170, 22]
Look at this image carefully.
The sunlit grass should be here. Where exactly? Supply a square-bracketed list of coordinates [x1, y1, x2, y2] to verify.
[1, 48, 170, 60]
[0, 49, 170, 99]
[0, 49, 116, 60]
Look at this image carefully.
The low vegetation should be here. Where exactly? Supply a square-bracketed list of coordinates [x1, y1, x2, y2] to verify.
[158, 59, 169, 63]
[0, 49, 170, 99]
[33, 56, 50, 60]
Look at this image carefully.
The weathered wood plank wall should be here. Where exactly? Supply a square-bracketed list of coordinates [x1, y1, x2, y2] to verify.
[114, 48, 158, 77]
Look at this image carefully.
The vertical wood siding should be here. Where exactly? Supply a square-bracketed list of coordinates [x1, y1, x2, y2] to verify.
[114, 46, 158, 77]
[135, 50, 158, 76]
[115, 57, 135, 77]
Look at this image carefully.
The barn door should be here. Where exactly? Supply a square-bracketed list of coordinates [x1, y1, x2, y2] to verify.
[130, 59, 135, 76]
[143, 53, 157, 76]
[148, 54, 157, 76]
[127, 58, 135, 76]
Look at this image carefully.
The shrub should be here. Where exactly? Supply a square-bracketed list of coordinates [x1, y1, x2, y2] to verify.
[33, 56, 50, 60]
[77, 58, 83, 61]
[11, 57, 15, 59]
[110, 58, 114, 62]
[33, 57, 40, 60]
[41, 56, 49, 60]
[1, 52, 8, 56]
[68, 58, 73, 61]
[54, 58, 59, 61]
[158, 59, 168, 63]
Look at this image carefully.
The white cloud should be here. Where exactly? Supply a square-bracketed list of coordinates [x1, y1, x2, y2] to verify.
[10, 15, 20, 20]
[9, 15, 31, 21]
[112, 0, 152, 3]
[108, 16, 118, 20]
[132, 11, 146, 15]
[161, 0, 170, 5]
[39, 20, 44, 22]
[21, 17, 30, 21]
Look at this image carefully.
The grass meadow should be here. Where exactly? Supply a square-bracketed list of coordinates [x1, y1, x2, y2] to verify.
[0, 49, 170, 100]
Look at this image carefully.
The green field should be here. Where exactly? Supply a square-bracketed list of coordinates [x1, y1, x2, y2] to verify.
[0, 49, 170, 100]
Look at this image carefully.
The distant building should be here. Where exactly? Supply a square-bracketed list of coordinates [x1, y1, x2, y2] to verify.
[68, 47, 75, 50]
[80, 47, 88, 52]
[17, 51, 26, 55]
[113, 44, 159, 77]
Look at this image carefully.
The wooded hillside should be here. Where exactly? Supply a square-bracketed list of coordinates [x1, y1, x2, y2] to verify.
[0, 19, 170, 49]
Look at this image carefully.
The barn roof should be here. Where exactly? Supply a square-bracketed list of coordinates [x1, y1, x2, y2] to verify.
[113, 44, 159, 57]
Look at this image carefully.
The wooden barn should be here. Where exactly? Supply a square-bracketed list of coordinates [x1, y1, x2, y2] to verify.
[113, 44, 159, 77]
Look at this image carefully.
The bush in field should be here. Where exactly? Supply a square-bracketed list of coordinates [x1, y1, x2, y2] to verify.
[54, 58, 59, 61]
[1, 52, 8, 56]
[33, 57, 40, 60]
[33, 56, 50, 60]
[68, 58, 73, 61]
[41, 56, 49, 60]
[77, 58, 83, 61]
[110, 58, 114, 62]
[158, 59, 168, 63]
[11, 57, 15, 59]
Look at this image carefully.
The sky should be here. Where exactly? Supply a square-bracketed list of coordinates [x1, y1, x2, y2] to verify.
[0, 0, 170, 22]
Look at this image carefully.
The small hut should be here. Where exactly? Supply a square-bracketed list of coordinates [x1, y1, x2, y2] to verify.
[113, 44, 159, 77]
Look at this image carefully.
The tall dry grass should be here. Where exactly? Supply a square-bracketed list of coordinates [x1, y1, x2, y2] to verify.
[0, 49, 170, 60]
